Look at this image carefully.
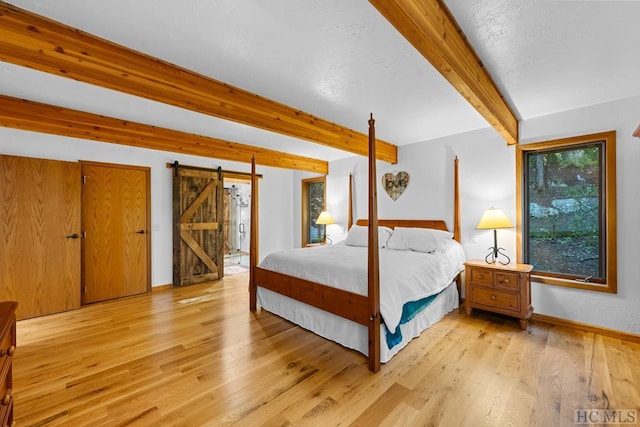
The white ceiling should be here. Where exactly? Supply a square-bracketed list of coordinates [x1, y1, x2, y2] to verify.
[1, 0, 639, 162]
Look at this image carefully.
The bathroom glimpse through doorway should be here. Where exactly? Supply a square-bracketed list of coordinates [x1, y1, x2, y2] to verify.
[223, 174, 252, 276]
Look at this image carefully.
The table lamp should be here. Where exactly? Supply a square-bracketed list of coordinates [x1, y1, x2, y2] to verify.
[476, 207, 514, 264]
[315, 211, 335, 244]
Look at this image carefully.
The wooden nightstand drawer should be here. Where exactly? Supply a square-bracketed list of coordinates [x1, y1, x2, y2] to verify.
[464, 260, 533, 329]
[0, 302, 17, 427]
[0, 365, 11, 409]
[495, 272, 519, 290]
[0, 395, 12, 426]
[469, 268, 492, 285]
[470, 287, 520, 313]
[0, 325, 14, 360]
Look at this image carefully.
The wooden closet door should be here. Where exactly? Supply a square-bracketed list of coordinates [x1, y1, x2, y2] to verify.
[0, 154, 81, 320]
[82, 162, 150, 304]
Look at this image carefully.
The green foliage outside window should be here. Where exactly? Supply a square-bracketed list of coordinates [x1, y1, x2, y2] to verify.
[524, 144, 604, 280]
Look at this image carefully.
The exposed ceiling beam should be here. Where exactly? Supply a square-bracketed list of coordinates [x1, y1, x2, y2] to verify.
[369, 0, 519, 145]
[0, 95, 328, 174]
[0, 1, 397, 163]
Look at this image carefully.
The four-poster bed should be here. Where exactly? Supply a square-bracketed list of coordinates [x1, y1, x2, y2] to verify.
[249, 116, 462, 373]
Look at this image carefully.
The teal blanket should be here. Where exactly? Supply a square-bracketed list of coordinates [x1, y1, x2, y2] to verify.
[385, 293, 439, 349]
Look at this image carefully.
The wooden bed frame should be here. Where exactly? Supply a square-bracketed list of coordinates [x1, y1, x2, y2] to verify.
[249, 116, 461, 373]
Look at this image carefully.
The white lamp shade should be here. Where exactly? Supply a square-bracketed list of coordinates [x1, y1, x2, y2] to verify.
[315, 211, 335, 225]
[476, 208, 513, 230]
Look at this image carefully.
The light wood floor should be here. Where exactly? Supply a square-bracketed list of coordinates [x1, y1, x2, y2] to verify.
[13, 273, 640, 426]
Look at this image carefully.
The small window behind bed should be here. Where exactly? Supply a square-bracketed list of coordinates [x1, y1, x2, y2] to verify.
[302, 176, 326, 246]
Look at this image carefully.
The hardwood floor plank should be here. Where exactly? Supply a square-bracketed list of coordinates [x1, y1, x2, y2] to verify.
[12, 273, 640, 426]
[512, 325, 549, 398]
[531, 328, 564, 426]
[378, 401, 419, 426]
[582, 333, 612, 410]
[601, 335, 640, 410]
[395, 316, 463, 391]
[502, 388, 535, 426]
[240, 349, 359, 426]
[558, 327, 591, 423]
[433, 321, 501, 426]
[349, 383, 412, 426]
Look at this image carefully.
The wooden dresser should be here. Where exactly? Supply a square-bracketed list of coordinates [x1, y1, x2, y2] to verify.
[0, 302, 17, 427]
[464, 260, 533, 330]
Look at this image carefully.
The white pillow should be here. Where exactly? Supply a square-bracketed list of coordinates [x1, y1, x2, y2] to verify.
[344, 225, 393, 248]
[386, 227, 453, 253]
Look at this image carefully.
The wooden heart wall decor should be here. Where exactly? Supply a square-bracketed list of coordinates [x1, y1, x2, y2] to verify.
[382, 171, 410, 201]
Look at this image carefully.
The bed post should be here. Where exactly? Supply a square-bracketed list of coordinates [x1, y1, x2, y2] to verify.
[348, 173, 353, 231]
[454, 156, 460, 243]
[367, 114, 381, 373]
[453, 156, 462, 302]
[249, 156, 258, 311]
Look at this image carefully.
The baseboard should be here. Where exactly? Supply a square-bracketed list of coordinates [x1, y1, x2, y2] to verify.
[151, 284, 173, 292]
[531, 313, 640, 343]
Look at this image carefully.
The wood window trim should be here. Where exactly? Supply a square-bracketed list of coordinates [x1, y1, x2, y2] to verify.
[515, 131, 617, 293]
[301, 176, 326, 247]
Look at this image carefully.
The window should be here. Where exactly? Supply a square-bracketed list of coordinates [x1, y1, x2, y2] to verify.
[516, 131, 617, 293]
[301, 176, 326, 246]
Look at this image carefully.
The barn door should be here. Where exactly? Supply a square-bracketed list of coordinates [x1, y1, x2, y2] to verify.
[82, 162, 151, 304]
[173, 164, 224, 286]
[0, 154, 81, 320]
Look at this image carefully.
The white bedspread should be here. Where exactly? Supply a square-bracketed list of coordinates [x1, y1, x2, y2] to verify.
[258, 240, 465, 333]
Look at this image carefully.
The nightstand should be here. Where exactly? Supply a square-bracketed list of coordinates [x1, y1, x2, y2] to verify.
[464, 259, 533, 329]
[0, 301, 17, 427]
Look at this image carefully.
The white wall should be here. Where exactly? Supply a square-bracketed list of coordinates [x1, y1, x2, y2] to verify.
[0, 128, 294, 287]
[321, 95, 640, 335]
[327, 143, 460, 242]
[325, 127, 515, 255]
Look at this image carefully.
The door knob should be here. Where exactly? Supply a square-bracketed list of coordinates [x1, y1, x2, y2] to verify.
[66, 233, 80, 239]
[137, 230, 146, 234]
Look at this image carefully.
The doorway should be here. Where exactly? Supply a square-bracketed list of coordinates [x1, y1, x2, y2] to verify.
[223, 176, 251, 276]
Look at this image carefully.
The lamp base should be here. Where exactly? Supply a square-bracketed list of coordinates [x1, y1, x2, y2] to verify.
[485, 246, 511, 265]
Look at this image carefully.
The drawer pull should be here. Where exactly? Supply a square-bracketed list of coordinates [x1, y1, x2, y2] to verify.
[1, 391, 10, 406]
[502, 279, 510, 284]
[1, 346, 16, 357]
[490, 295, 496, 300]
